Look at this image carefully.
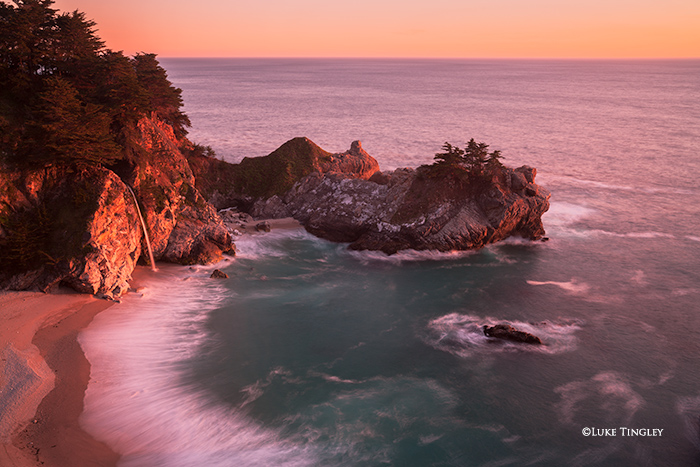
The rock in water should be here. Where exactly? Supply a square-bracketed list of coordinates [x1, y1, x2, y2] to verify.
[252, 163, 550, 254]
[189, 137, 549, 254]
[483, 324, 543, 345]
[210, 269, 228, 279]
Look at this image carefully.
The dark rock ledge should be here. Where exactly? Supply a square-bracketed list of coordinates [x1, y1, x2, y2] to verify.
[245, 140, 550, 255]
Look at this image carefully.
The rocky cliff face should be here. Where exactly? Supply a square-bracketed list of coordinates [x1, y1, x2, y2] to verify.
[0, 115, 234, 297]
[124, 115, 233, 265]
[0, 165, 141, 297]
[251, 147, 550, 254]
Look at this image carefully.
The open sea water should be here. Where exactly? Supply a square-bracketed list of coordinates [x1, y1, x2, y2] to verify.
[79, 59, 700, 466]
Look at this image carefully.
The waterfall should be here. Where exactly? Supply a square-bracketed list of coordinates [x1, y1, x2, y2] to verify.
[126, 186, 158, 272]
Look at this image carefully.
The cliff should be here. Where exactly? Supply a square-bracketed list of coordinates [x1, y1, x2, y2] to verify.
[188, 137, 379, 209]
[0, 128, 548, 295]
[0, 115, 233, 298]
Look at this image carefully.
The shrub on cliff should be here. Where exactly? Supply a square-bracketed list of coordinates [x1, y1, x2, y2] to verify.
[0, 0, 189, 167]
[430, 138, 505, 181]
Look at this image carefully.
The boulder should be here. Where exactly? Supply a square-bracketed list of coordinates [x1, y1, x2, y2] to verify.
[210, 269, 228, 279]
[255, 221, 271, 233]
[0, 166, 141, 298]
[0, 115, 234, 296]
[483, 324, 542, 345]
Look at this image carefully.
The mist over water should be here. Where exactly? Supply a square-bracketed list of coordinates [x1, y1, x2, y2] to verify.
[81, 59, 700, 466]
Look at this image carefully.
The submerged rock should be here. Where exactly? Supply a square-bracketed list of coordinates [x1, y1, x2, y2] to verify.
[483, 324, 543, 345]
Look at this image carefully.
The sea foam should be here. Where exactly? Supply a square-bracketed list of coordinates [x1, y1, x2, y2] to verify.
[79, 265, 316, 467]
[424, 313, 582, 357]
[527, 279, 590, 295]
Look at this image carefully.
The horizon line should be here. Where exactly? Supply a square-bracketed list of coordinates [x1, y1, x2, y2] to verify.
[157, 55, 700, 61]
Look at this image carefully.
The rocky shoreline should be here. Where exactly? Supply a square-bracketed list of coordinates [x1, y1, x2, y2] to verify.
[251, 160, 549, 255]
[1, 130, 550, 297]
[0, 130, 550, 467]
[0, 116, 234, 299]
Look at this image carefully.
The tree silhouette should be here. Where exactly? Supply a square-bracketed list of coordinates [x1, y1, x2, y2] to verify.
[0, 0, 192, 167]
[433, 142, 465, 166]
[25, 76, 119, 165]
[430, 138, 506, 179]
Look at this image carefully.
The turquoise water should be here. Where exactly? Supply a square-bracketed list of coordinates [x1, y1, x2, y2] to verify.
[80, 59, 700, 466]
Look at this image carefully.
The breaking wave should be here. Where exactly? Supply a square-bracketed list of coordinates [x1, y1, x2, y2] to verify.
[527, 279, 590, 295]
[79, 265, 317, 467]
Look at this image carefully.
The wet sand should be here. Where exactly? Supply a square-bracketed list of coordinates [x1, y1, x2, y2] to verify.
[0, 290, 119, 467]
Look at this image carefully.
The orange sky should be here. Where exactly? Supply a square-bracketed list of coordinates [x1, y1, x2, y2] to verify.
[51, 0, 700, 58]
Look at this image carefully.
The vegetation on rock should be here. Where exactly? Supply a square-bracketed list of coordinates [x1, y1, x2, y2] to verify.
[186, 137, 335, 207]
[0, 0, 189, 168]
[430, 139, 504, 180]
[0, 0, 232, 294]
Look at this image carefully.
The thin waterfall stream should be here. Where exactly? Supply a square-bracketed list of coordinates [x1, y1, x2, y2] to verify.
[127, 185, 157, 272]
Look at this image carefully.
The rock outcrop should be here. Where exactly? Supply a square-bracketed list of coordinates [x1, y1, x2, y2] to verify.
[187, 137, 379, 209]
[187, 137, 549, 254]
[483, 324, 543, 345]
[0, 165, 141, 298]
[251, 158, 550, 254]
[123, 115, 234, 265]
[0, 115, 234, 297]
[210, 269, 228, 279]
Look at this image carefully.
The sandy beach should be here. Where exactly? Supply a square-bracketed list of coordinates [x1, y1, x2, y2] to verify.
[0, 219, 296, 467]
[0, 289, 119, 467]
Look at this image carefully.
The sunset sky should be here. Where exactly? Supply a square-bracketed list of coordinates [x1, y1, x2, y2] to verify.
[51, 0, 699, 58]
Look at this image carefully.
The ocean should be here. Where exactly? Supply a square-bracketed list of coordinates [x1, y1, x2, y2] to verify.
[79, 59, 700, 466]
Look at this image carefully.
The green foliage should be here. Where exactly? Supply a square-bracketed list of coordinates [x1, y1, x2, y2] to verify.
[430, 138, 505, 180]
[433, 142, 465, 166]
[0, 0, 191, 167]
[189, 143, 217, 159]
[0, 204, 55, 272]
[132, 53, 190, 137]
[23, 76, 121, 165]
[233, 137, 331, 198]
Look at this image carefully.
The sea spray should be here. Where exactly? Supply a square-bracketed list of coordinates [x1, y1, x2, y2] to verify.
[79, 264, 316, 466]
[127, 185, 157, 272]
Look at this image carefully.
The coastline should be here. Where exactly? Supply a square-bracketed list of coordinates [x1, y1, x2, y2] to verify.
[0, 221, 293, 467]
[0, 289, 119, 466]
